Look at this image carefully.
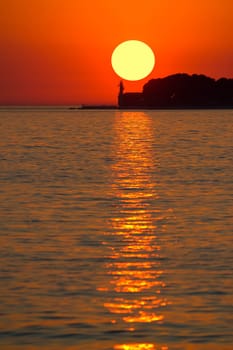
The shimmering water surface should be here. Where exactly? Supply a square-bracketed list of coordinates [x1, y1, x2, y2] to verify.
[0, 109, 232, 350]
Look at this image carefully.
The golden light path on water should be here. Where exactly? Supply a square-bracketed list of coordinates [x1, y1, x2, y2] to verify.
[101, 112, 170, 350]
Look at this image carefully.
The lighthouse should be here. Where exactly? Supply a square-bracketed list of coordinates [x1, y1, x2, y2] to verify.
[118, 81, 124, 107]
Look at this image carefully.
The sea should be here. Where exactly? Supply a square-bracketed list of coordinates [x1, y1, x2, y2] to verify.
[0, 108, 232, 350]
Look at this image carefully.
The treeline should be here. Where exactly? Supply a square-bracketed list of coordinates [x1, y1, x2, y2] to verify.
[142, 73, 233, 108]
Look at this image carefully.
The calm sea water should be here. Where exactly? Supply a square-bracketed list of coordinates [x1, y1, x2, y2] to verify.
[0, 109, 232, 350]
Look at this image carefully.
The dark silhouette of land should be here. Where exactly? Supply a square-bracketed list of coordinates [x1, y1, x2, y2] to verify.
[118, 73, 233, 109]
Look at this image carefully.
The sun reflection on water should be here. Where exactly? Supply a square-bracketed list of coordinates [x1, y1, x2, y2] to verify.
[101, 112, 170, 349]
[114, 344, 158, 350]
[114, 344, 169, 350]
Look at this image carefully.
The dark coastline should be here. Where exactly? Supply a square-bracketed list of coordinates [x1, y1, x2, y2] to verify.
[79, 105, 233, 110]
[118, 73, 233, 110]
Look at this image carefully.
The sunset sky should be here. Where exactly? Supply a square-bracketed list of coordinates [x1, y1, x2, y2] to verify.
[0, 0, 232, 105]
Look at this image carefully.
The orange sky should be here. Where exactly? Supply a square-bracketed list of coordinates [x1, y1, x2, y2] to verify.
[0, 0, 232, 105]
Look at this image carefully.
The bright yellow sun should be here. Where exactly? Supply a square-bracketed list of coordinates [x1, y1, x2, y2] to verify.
[111, 40, 155, 81]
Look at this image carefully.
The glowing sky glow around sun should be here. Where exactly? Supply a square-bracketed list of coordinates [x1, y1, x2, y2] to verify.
[0, 0, 232, 104]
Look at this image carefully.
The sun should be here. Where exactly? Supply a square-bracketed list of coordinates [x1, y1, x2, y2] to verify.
[111, 40, 155, 81]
